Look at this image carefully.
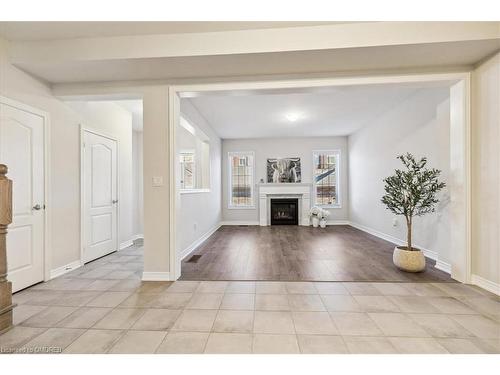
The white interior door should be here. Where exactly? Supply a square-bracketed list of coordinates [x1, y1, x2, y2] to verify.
[82, 130, 118, 263]
[0, 100, 45, 292]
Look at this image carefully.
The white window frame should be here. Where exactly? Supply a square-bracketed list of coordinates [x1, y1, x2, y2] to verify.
[228, 151, 255, 209]
[312, 149, 341, 208]
[178, 115, 211, 194]
[179, 150, 196, 190]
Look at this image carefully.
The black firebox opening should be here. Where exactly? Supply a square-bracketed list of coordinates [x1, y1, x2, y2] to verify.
[270, 198, 299, 225]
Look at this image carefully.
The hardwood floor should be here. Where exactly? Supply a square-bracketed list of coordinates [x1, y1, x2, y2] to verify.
[180, 225, 452, 282]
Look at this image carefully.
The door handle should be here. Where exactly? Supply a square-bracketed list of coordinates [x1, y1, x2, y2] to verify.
[32, 204, 42, 210]
[112, 200, 118, 204]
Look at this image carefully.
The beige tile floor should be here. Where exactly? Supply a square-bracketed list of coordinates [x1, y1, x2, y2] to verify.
[1, 244, 499, 354]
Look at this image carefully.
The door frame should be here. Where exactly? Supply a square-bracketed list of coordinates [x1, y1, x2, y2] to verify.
[0, 95, 52, 283]
[80, 125, 120, 264]
[168, 71, 472, 283]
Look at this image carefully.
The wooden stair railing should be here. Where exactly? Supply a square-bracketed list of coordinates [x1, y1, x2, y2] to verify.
[0, 164, 15, 335]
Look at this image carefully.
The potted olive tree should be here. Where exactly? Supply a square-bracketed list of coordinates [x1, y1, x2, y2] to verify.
[381, 153, 445, 272]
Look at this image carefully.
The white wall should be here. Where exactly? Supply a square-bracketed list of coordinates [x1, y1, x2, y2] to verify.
[1, 37, 84, 270]
[348, 88, 451, 264]
[1, 37, 142, 273]
[132, 130, 144, 237]
[3, 26, 497, 289]
[141, 87, 171, 276]
[177, 100, 222, 258]
[222, 137, 349, 224]
[472, 52, 500, 287]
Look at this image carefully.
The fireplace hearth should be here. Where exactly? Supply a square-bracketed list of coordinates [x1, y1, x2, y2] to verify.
[270, 198, 299, 225]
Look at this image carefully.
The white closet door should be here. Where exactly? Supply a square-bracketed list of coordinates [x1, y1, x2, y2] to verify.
[82, 130, 118, 263]
[0, 101, 45, 292]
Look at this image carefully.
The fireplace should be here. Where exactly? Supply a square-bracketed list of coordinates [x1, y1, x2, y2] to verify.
[270, 198, 299, 225]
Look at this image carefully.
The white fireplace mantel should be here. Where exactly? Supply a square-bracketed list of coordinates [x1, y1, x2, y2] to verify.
[257, 183, 312, 226]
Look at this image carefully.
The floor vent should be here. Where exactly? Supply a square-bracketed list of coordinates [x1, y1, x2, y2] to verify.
[187, 255, 202, 263]
[238, 225, 249, 227]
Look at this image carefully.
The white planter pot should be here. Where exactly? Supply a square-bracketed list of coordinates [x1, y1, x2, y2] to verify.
[393, 246, 426, 272]
[311, 217, 319, 228]
[319, 219, 327, 228]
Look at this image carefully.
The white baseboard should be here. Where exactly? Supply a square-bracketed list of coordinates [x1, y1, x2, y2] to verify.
[348, 221, 438, 260]
[119, 234, 143, 250]
[131, 234, 143, 241]
[220, 221, 260, 226]
[471, 274, 500, 296]
[119, 240, 134, 250]
[435, 260, 452, 274]
[180, 224, 222, 261]
[142, 272, 171, 281]
[50, 260, 83, 279]
[326, 220, 350, 226]
[348, 221, 452, 274]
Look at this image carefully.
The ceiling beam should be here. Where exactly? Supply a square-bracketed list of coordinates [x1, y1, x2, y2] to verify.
[9, 22, 500, 63]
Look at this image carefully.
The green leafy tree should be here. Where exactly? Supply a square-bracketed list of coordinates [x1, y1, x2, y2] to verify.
[381, 153, 446, 251]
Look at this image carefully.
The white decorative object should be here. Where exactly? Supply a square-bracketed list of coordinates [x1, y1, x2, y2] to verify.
[310, 206, 320, 216]
[310, 206, 330, 228]
[312, 217, 319, 227]
[320, 209, 330, 228]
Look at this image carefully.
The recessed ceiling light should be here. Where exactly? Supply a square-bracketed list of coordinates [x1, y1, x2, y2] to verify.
[285, 112, 302, 122]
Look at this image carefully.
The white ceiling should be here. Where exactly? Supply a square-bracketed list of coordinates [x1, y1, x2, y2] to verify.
[0, 21, 341, 41]
[187, 85, 450, 139]
[106, 84, 450, 137]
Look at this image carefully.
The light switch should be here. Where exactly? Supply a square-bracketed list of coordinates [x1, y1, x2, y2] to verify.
[152, 176, 164, 187]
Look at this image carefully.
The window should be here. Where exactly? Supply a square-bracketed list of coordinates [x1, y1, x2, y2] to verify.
[228, 152, 254, 208]
[178, 115, 211, 192]
[180, 151, 195, 189]
[313, 150, 340, 207]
